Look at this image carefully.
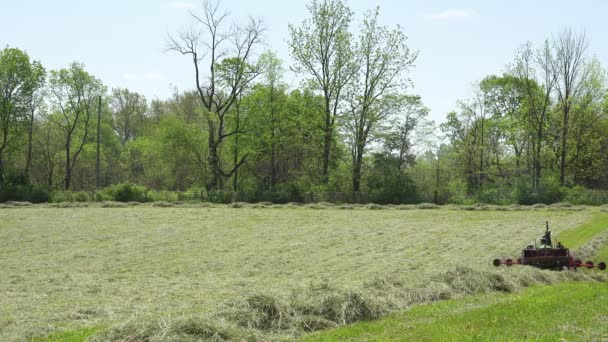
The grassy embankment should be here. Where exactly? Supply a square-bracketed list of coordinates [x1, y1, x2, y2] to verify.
[304, 212, 608, 341]
[302, 281, 608, 341]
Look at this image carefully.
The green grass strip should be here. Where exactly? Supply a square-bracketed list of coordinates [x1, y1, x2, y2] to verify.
[30, 327, 98, 342]
[596, 242, 608, 263]
[302, 282, 608, 341]
[555, 212, 608, 248]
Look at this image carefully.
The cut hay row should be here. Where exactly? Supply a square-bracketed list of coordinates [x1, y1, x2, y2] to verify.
[0, 201, 597, 211]
[90, 266, 607, 341]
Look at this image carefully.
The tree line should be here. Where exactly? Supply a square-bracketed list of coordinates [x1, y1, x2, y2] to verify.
[1, 0, 607, 204]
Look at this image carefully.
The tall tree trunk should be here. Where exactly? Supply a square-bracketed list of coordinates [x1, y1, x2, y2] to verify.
[322, 98, 332, 184]
[207, 129, 220, 191]
[47, 163, 53, 189]
[352, 145, 363, 192]
[534, 126, 543, 189]
[96, 96, 101, 189]
[25, 109, 34, 178]
[559, 130, 567, 185]
[322, 130, 331, 184]
[0, 153, 4, 183]
[269, 89, 277, 190]
[233, 100, 240, 192]
[479, 117, 485, 190]
[65, 142, 71, 190]
[270, 138, 276, 190]
[559, 107, 569, 185]
[434, 153, 441, 204]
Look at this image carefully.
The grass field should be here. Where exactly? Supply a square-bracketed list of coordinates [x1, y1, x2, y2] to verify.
[0, 204, 606, 340]
[302, 281, 608, 341]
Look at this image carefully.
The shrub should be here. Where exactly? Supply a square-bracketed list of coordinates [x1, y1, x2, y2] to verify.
[205, 191, 233, 204]
[103, 182, 149, 202]
[564, 186, 608, 205]
[512, 176, 564, 205]
[49, 191, 97, 203]
[72, 191, 92, 202]
[0, 177, 49, 203]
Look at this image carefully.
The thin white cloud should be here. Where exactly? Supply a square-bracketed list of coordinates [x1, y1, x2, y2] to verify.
[429, 9, 476, 20]
[123, 72, 164, 81]
[170, 1, 195, 10]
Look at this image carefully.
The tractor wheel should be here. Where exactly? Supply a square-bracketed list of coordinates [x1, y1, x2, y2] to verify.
[493, 259, 501, 267]
[586, 261, 594, 269]
[506, 258, 513, 266]
[599, 262, 607, 271]
[575, 259, 582, 267]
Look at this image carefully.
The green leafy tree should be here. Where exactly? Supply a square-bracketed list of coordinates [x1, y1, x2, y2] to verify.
[48, 62, 106, 189]
[343, 7, 417, 191]
[110, 88, 147, 146]
[550, 28, 595, 185]
[288, 0, 356, 183]
[121, 114, 207, 190]
[0, 47, 45, 182]
[511, 41, 554, 188]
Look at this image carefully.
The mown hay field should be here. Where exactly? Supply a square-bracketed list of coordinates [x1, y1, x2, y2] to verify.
[0, 205, 602, 340]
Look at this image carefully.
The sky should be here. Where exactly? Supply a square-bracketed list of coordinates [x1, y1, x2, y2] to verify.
[2, 0, 608, 123]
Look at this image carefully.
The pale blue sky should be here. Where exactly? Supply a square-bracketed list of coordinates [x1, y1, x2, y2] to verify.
[2, 0, 607, 122]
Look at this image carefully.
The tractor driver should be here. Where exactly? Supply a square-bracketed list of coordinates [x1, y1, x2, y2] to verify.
[543, 230, 552, 247]
[539, 230, 552, 248]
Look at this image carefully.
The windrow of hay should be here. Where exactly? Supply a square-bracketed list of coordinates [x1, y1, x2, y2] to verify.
[151, 201, 176, 207]
[89, 316, 253, 342]
[1, 201, 595, 211]
[46, 202, 90, 208]
[570, 230, 608, 261]
[550, 202, 574, 208]
[90, 266, 608, 341]
[227, 202, 248, 208]
[417, 203, 440, 209]
[0, 201, 33, 208]
[101, 201, 128, 208]
[461, 203, 491, 211]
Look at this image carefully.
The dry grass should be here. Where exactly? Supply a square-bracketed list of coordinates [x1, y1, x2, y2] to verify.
[0, 206, 602, 340]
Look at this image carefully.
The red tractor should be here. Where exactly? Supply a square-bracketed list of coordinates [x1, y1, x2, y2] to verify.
[493, 222, 606, 271]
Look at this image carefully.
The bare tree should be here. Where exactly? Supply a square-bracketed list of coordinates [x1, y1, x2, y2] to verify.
[168, 0, 264, 191]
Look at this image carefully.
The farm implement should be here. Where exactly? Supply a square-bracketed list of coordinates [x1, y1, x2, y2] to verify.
[493, 222, 606, 271]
